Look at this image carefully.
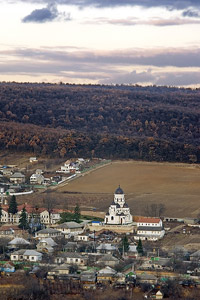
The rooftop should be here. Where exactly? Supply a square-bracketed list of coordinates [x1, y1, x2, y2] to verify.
[134, 216, 161, 224]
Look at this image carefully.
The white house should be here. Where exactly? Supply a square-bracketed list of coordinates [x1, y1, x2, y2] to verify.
[74, 233, 89, 242]
[35, 228, 63, 239]
[60, 160, 78, 174]
[56, 221, 84, 238]
[29, 157, 38, 163]
[11, 249, 42, 262]
[134, 217, 165, 241]
[30, 174, 44, 185]
[55, 252, 87, 265]
[40, 209, 61, 225]
[104, 186, 132, 225]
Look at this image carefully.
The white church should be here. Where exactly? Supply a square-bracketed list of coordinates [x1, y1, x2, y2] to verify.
[104, 186, 133, 225]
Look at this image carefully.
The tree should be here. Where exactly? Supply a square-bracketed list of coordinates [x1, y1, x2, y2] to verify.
[121, 235, 130, 254]
[0, 204, 2, 221]
[19, 206, 29, 230]
[136, 239, 144, 256]
[74, 203, 81, 223]
[8, 195, 18, 215]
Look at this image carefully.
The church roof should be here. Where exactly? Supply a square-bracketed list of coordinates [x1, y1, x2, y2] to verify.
[115, 186, 124, 195]
[123, 203, 129, 208]
[117, 212, 125, 216]
[111, 202, 120, 208]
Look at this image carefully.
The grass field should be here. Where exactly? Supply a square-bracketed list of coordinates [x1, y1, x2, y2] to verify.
[56, 160, 200, 218]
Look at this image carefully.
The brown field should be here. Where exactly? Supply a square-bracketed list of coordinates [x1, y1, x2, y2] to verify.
[55, 160, 200, 218]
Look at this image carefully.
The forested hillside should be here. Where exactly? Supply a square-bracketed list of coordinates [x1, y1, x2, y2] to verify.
[0, 82, 199, 163]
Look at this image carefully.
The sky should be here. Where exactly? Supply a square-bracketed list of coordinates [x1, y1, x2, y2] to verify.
[1, 0, 200, 86]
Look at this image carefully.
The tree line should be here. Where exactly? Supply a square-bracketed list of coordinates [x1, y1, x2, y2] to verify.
[0, 82, 199, 163]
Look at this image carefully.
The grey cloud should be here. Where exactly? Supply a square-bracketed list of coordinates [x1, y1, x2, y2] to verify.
[182, 9, 200, 18]
[1, 47, 200, 86]
[14, 0, 200, 10]
[155, 71, 200, 86]
[22, 4, 71, 23]
[101, 69, 200, 86]
[2, 47, 200, 68]
[92, 17, 200, 26]
[101, 70, 155, 84]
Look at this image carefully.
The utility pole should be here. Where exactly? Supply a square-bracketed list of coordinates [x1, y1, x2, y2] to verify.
[93, 230, 96, 252]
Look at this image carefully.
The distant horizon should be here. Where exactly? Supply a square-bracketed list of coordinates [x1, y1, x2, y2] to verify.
[0, 80, 199, 90]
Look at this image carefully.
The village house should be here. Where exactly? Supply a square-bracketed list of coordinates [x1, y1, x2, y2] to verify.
[59, 160, 78, 174]
[10, 172, 25, 184]
[30, 173, 44, 185]
[29, 157, 38, 163]
[2, 168, 13, 176]
[0, 262, 15, 273]
[63, 241, 78, 252]
[97, 266, 117, 283]
[35, 228, 63, 239]
[8, 237, 30, 249]
[40, 209, 61, 225]
[96, 254, 119, 267]
[55, 252, 87, 266]
[126, 244, 138, 258]
[56, 221, 84, 237]
[96, 243, 117, 254]
[155, 290, 164, 299]
[10, 249, 43, 262]
[134, 217, 165, 241]
[80, 269, 96, 290]
[138, 257, 171, 271]
[47, 264, 70, 279]
[36, 238, 57, 253]
[74, 233, 89, 242]
[137, 273, 158, 285]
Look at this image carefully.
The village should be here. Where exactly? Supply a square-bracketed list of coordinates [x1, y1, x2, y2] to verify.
[0, 158, 200, 299]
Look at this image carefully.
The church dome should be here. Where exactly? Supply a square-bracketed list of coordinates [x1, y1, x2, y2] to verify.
[123, 203, 129, 208]
[115, 186, 124, 195]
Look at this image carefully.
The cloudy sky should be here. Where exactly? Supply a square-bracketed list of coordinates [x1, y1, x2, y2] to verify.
[1, 0, 200, 86]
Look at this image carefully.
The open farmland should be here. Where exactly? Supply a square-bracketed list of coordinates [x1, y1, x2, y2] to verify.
[56, 161, 200, 218]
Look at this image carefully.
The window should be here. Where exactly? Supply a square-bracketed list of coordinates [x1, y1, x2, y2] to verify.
[111, 216, 114, 220]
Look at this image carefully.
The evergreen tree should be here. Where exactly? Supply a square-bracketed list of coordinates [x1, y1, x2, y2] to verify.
[8, 195, 18, 215]
[0, 204, 2, 221]
[123, 235, 130, 252]
[136, 238, 144, 256]
[120, 235, 130, 254]
[19, 207, 29, 230]
[74, 203, 81, 223]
